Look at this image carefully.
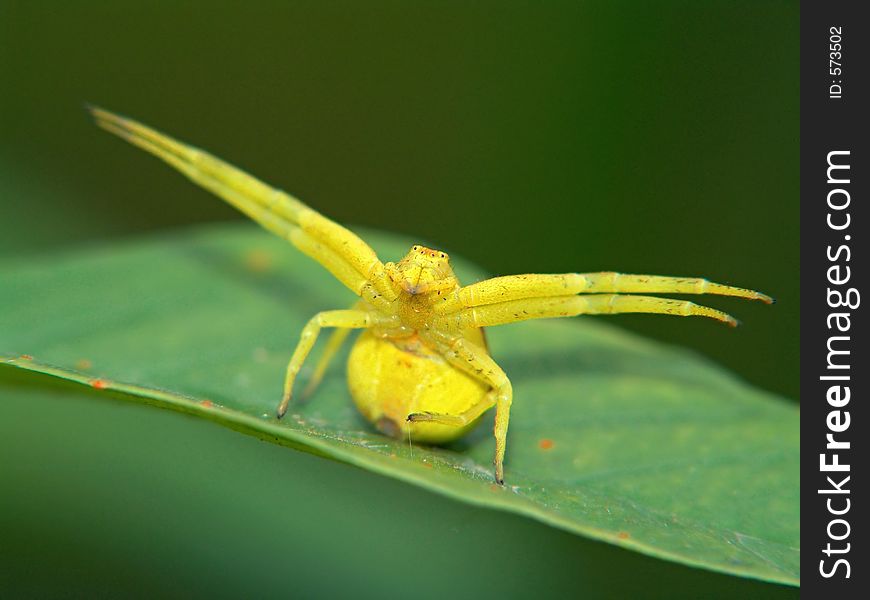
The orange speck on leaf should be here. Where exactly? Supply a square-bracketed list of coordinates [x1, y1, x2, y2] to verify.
[20, 354, 34, 360]
[90, 379, 108, 389]
[199, 400, 214, 408]
[245, 249, 273, 273]
[617, 531, 631, 540]
[538, 438, 555, 450]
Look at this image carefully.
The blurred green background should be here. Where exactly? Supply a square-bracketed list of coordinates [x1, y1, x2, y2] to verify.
[1, 1, 797, 598]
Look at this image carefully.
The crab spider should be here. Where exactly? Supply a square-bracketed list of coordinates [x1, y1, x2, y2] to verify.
[90, 107, 773, 484]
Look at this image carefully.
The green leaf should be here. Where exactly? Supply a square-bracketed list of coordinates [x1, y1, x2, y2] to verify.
[0, 368, 797, 599]
[0, 223, 798, 585]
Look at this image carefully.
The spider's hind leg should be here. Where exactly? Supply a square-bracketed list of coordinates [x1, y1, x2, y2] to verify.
[300, 327, 353, 400]
[407, 389, 497, 427]
[423, 333, 514, 484]
[278, 309, 389, 418]
[300, 301, 371, 399]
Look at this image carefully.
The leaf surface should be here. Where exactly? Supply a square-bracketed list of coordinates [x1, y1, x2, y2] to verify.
[0, 223, 799, 585]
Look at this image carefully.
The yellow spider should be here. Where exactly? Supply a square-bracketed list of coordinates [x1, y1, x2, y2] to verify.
[90, 107, 773, 484]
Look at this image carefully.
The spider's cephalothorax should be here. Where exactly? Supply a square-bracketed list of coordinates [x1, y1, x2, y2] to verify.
[386, 245, 461, 332]
[388, 245, 458, 296]
[91, 107, 773, 484]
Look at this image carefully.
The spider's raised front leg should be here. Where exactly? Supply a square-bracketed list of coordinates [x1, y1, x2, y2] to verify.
[433, 271, 772, 329]
[435, 272, 772, 317]
[420, 333, 513, 484]
[437, 293, 743, 329]
[89, 108, 399, 311]
[278, 309, 395, 418]
[573, 272, 773, 302]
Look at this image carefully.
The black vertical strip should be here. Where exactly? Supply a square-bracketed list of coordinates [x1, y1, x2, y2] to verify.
[802, 0, 867, 596]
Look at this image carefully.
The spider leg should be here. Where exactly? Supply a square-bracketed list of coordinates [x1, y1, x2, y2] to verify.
[90, 107, 399, 307]
[290, 229, 392, 310]
[574, 273, 773, 302]
[406, 388, 497, 426]
[437, 293, 740, 329]
[435, 272, 771, 315]
[300, 327, 353, 400]
[278, 309, 394, 418]
[422, 333, 513, 484]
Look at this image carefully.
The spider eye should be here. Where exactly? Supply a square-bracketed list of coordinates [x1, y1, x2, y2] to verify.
[439, 253, 446, 259]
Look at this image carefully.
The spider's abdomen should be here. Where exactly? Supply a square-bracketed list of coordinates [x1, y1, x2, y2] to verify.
[347, 330, 489, 444]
